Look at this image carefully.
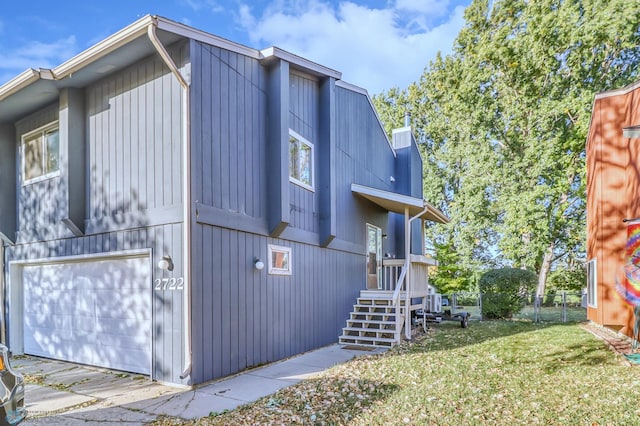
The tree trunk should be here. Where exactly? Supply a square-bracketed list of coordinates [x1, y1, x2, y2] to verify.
[536, 243, 555, 297]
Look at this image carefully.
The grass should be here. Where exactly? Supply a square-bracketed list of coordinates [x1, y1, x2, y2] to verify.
[515, 306, 588, 323]
[153, 321, 640, 425]
[437, 305, 587, 323]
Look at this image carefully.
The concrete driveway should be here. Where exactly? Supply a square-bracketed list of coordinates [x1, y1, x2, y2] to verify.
[11, 344, 386, 425]
[13, 356, 181, 425]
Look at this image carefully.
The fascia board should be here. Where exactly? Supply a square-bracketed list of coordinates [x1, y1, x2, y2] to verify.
[155, 16, 261, 59]
[51, 15, 155, 80]
[336, 79, 366, 95]
[594, 78, 640, 100]
[425, 202, 450, 224]
[0, 16, 155, 102]
[0, 69, 40, 102]
[3, 14, 257, 101]
[351, 183, 424, 210]
[351, 183, 450, 224]
[260, 46, 341, 80]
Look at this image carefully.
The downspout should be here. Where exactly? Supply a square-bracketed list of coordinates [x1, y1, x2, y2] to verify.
[147, 21, 193, 380]
[403, 208, 410, 340]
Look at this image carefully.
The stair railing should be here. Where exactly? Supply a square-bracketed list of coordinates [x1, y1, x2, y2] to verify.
[382, 259, 404, 291]
[389, 255, 435, 343]
[391, 261, 409, 342]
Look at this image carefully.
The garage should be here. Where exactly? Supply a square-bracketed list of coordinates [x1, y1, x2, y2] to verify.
[11, 252, 152, 375]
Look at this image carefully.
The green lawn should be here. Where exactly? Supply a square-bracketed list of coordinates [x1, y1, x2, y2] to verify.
[515, 306, 588, 323]
[155, 321, 640, 425]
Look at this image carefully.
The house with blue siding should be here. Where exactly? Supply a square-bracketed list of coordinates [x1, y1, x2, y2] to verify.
[0, 15, 448, 386]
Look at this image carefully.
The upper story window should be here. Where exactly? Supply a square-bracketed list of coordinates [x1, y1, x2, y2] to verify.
[289, 129, 314, 191]
[22, 122, 60, 184]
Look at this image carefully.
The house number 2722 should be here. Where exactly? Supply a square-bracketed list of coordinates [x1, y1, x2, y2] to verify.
[154, 278, 184, 291]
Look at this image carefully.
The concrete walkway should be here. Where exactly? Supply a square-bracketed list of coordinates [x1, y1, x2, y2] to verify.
[581, 322, 638, 364]
[14, 344, 387, 425]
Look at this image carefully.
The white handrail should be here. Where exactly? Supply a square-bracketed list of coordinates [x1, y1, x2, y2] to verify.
[383, 259, 404, 292]
[391, 261, 409, 342]
[391, 265, 407, 306]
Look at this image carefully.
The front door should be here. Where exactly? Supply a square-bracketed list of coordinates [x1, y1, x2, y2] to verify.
[366, 224, 383, 289]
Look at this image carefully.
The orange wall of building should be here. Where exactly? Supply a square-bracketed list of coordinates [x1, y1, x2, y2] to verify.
[587, 85, 640, 337]
[586, 97, 602, 325]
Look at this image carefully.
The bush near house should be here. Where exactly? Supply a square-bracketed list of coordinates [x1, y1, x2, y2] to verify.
[480, 268, 537, 319]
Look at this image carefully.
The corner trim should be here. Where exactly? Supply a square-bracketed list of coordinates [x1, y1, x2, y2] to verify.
[61, 218, 84, 237]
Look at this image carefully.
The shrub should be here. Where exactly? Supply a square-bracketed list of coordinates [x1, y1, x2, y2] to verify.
[479, 268, 537, 319]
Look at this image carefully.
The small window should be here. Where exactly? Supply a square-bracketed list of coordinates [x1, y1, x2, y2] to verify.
[268, 244, 292, 276]
[289, 129, 314, 191]
[22, 122, 60, 184]
[587, 258, 597, 308]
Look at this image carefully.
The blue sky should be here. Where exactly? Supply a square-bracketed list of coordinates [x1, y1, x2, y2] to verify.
[0, 0, 470, 94]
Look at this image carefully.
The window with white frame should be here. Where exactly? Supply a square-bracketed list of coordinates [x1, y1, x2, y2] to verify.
[22, 122, 60, 184]
[289, 129, 314, 191]
[268, 244, 292, 275]
[587, 258, 597, 308]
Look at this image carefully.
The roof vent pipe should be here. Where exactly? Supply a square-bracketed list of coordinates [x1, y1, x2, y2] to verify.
[404, 111, 411, 127]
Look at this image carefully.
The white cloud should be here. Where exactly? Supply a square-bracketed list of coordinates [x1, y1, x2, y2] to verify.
[0, 36, 77, 74]
[238, 0, 467, 94]
[182, 0, 225, 13]
[395, 0, 451, 15]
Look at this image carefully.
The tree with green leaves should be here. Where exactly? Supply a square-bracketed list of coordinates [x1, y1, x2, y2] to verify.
[375, 0, 640, 294]
[430, 239, 476, 294]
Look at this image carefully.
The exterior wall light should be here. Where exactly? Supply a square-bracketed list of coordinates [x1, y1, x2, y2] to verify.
[254, 258, 265, 270]
[158, 255, 174, 271]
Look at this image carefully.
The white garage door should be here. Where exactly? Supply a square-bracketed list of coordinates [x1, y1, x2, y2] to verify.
[22, 255, 152, 375]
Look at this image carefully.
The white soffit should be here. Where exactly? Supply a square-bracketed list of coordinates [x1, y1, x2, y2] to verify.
[351, 183, 449, 223]
[0, 69, 40, 100]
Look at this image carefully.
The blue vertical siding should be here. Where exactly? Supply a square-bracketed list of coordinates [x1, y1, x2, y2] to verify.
[289, 72, 320, 234]
[85, 42, 187, 229]
[334, 86, 396, 248]
[190, 41, 267, 219]
[190, 224, 362, 384]
[0, 124, 16, 242]
[15, 105, 64, 242]
[188, 42, 403, 384]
